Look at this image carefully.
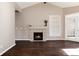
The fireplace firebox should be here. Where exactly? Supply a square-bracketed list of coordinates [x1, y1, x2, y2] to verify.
[34, 32, 43, 40]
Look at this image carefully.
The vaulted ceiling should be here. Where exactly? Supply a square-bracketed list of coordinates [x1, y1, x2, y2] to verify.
[50, 2, 79, 8]
[16, 2, 79, 10]
[16, 2, 39, 9]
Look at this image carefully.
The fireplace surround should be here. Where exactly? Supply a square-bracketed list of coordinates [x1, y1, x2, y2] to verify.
[28, 27, 47, 41]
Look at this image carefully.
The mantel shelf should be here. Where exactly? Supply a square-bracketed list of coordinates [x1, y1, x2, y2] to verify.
[29, 27, 47, 30]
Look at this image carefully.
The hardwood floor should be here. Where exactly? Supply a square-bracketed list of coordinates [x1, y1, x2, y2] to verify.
[2, 40, 79, 56]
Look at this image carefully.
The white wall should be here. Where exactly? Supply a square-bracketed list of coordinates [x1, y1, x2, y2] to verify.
[0, 3, 15, 55]
[15, 3, 64, 40]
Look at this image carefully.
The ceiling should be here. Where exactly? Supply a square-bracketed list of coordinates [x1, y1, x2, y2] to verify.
[50, 2, 79, 8]
[16, 2, 79, 9]
[16, 2, 39, 9]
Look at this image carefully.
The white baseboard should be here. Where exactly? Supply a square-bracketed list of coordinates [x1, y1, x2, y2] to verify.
[16, 39, 46, 42]
[0, 44, 16, 56]
[16, 38, 65, 41]
[16, 39, 30, 40]
[65, 37, 79, 42]
[46, 37, 65, 40]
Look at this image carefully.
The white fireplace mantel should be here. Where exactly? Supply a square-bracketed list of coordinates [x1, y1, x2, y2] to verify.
[28, 26, 47, 41]
[28, 26, 47, 30]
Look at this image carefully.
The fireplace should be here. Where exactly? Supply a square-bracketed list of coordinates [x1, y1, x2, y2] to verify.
[34, 32, 43, 40]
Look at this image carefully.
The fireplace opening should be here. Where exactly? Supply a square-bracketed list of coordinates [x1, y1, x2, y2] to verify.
[34, 32, 43, 40]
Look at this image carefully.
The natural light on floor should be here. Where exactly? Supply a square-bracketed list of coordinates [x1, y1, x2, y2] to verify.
[62, 48, 79, 56]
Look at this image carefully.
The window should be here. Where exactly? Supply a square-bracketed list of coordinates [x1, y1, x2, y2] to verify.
[48, 15, 61, 37]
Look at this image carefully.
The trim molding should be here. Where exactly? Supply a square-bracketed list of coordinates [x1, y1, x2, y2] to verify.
[16, 38, 65, 41]
[16, 39, 33, 41]
[16, 39, 30, 40]
[68, 40, 79, 42]
[0, 44, 16, 56]
[65, 37, 79, 42]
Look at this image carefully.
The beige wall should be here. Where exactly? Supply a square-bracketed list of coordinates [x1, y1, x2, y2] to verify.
[63, 6, 79, 15]
[15, 3, 64, 39]
[0, 3, 15, 55]
[16, 3, 63, 26]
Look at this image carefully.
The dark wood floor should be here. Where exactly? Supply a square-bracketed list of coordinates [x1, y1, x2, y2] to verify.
[2, 40, 79, 56]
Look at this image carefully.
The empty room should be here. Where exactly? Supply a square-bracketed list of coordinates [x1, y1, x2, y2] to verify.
[1, 2, 79, 56]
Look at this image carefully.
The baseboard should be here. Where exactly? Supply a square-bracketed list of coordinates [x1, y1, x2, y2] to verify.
[16, 38, 65, 41]
[68, 40, 79, 43]
[46, 37, 64, 40]
[16, 39, 46, 42]
[0, 44, 16, 56]
[16, 39, 30, 40]
[65, 37, 79, 42]
[16, 39, 33, 41]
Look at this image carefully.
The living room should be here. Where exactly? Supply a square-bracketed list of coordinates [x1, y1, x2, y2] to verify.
[0, 2, 79, 56]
